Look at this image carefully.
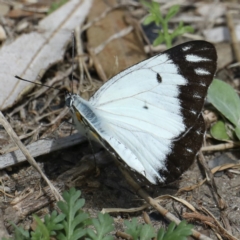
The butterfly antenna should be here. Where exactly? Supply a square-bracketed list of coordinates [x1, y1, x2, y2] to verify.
[71, 30, 75, 94]
[69, 31, 76, 137]
[71, 33, 97, 167]
[15, 76, 60, 90]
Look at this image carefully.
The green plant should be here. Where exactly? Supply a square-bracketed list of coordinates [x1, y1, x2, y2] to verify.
[207, 79, 240, 140]
[86, 213, 114, 240]
[4, 188, 193, 240]
[141, 0, 194, 48]
[48, 0, 68, 14]
[124, 218, 155, 240]
[157, 221, 193, 240]
[124, 218, 192, 240]
[57, 188, 89, 240]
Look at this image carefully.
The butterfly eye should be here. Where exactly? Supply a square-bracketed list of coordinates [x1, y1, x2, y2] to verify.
[65, 95, 73, 107]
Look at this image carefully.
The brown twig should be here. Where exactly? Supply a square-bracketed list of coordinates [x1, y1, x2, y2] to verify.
[116, 230, 133, 240]
[75, 25, 85, 92]
[75, 25, 94, 94]
[88, 47, 107, 82]
[221, 211, 233, 236]
[201, 142, 240, 152]
[143, 211, 151, 224]
[183, 212, 214, 224]
[0, 111, 62, 201]
[42, 107, 69, 127]
[226, 11, 240, 63]
[198, 152, 227, 210]
[178, 163, 240, 194]
[201, 207, 238, 240]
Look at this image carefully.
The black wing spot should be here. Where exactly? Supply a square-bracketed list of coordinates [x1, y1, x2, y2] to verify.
[157, 73, 162, 83]
[143, 101, 148, 109]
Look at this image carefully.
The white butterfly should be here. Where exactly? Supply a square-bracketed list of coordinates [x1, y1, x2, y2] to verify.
[66, 41, 217, 185]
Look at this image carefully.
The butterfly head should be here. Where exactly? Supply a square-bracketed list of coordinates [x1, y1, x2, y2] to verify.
[65, 92, 76, 109]
[65, 92, 83, 123]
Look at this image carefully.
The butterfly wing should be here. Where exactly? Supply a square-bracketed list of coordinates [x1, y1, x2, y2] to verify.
[89, 41, 217, 184]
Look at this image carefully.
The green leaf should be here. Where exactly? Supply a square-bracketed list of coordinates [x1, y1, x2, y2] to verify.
[153, 32, 164, 46]
[207, 79, 240, 138]
[210, 120, 230, 140]
[173, 221, 193, 239]
[164, 34, 173, 48]
[44, 210, 65, 236]
[166, 222, 176, 235]
[70, 229, 87, 240]
[48, 0, 68, 14]
[141, 1, 194, 47]
[5, 222, 30, 240]
[57, 188, 89, 240]
[156, 221, 193, 240]
[179, 25, 194, 35]
[165, 5, 180, 21]
[157, 228, 165, 240]
[124, 218, 141, 240]
[235, 126, 240, 139]
[171, 22, 193, 39]
[141, 0, 162, 25]
[139, 224, 156, 240]
[143, 15, 156, 25]
[32, 215, 50, 240]
[86, 229, 97, 239]
[88, 213, 114, 240]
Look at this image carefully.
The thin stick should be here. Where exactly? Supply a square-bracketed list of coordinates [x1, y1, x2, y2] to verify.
[0, 111, 62, 201]
[75, 25, 93, 93]
[201, 142, 240, 152]
[15, 76, 60, 91]
[94, 26, 133, 55]
[88, 47, 107, 82]
[226, 11, 240, 63]
[75, 25, 84, 92]
[71, 31, 75, 92]
[198, 152, 226, 210]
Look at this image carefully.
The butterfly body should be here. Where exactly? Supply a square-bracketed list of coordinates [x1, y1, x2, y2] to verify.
[66, 41, 217, 185]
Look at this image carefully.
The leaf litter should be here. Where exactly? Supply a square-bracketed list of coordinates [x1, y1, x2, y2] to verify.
[0, 0, 240, 239]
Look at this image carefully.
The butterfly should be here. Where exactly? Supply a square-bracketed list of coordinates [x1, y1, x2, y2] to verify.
[65, 41, 217, 185]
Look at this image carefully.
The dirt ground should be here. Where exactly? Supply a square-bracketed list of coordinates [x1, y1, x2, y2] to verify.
[0, 0, 240, 239]
[1, 144, 240, 239]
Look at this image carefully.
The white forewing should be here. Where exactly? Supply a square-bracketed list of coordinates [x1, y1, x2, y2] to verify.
[89, 52, 187, 184]
[90, 54, 187, 106]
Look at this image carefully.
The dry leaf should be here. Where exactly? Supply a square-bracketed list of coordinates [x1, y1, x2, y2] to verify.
[7, 9, 39, 18]
[197, 3, 226, 21]
[0, 0, 93, 110]
[87, 0, 146, 80]
[203, 25, 240, 43]
[0, 25, 6, 41]
[0, 2, 10, 16]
